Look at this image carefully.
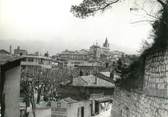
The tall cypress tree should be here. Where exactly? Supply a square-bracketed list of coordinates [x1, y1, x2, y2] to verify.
[151, 1, 168, 50]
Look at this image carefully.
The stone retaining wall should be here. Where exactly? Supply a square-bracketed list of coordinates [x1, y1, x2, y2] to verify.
[112, 49, 168, 117]
[111, 88, 168, 117]
[144, 50, 168, 98]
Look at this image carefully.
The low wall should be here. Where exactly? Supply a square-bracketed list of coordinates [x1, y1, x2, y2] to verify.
[144, 50, 168, 98]
[111, 88, 168, 117]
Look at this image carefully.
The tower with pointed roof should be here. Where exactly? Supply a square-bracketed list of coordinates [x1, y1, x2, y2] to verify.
[101, 38, 110, 55]
[103, 37, 109, 48]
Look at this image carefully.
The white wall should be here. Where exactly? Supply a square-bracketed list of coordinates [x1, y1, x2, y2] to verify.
[4, 66, 20, 117]
[67, 101, 91, 117]
[51, 100, 91, 117]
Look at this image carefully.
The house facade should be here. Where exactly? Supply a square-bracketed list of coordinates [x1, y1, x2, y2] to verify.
[55, 74, 114, 117]
[14, 46, 28, 56]
[0, 55, 23, 117]
[51, 97, 91, 117]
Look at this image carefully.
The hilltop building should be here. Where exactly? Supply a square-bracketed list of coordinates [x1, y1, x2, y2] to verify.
[89, 38, 110, 60]
[57, 49, 89, 68]
[14, 46, 28, 56]
[75, 62, 103, 76]
[56, 38, 124, 68]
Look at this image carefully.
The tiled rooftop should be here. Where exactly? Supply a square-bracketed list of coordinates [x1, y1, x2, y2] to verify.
[100, 72, 110, 77]
[63, 97, 78, 103]
[72, 75, 115, 88]
[0, 54, 22, 65]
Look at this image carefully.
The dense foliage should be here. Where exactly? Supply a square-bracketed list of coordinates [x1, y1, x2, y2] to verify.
[115, 56, 145, 91]
[116, 1, 168, 90]
[146, 1, 168, 52]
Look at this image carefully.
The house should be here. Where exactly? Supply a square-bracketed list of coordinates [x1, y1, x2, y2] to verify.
[51, 97, 91, 117]
[72, 75, 115, 88]
[89, 38, 110, 60]
[57, 50, 89, 68]
[75, 62, 103, 76]
[14, 46, 28, 56]
[56, 74, 114, 117]
[21, 55, 52, 69]
[0, 49, 10, 55]
[0, 54, 23, 117]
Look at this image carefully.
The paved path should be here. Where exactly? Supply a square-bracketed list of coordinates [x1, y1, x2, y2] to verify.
[29, 108, 51, 117]
[93, 108, 111, 117]
[29, 106, 111, 117]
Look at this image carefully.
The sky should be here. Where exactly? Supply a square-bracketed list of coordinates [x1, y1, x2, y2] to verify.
[0, 0, 158, 55]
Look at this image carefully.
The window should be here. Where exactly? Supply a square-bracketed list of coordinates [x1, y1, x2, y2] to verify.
[77, 106, 84, 117]
[81, 107, 84, 117]
[28, 58, 34, 62]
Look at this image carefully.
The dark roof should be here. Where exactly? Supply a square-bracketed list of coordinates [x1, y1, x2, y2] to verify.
[57, 86, 88, 100]
[63, 97, 78, 103]
[72, 75, 115, 88]
[0, 55, 21, 65]
[0, 49, 10, 55]
[0, 55, 23, 71]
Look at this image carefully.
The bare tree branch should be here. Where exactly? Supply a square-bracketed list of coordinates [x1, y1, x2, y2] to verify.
[130, 19, 155, 24]
[71, 0, 120, 18]
[141, 8, 159, 19]
[157, 0, 166, 7]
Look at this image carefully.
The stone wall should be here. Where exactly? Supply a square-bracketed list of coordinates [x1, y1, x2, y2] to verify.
[144, 50, 168, 98]
[111, 88, 168, 117]
[111, 49, 168, 117]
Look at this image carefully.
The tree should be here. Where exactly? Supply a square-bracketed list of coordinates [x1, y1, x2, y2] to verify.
[71, 0, 120, 18]
[20, 79, 36, 117]
[21, 67, 39, 117]
[114, 56, 145, 90]
[71, 0, 167, 20]
[150, 1, 168, 50]
[21, 67, 55, 117]
[21, 65, 75, 110]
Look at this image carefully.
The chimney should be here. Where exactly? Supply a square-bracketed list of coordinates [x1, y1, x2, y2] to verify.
[110, 70, 114, 80]
[94, 76, 97, 84]
[17, 46, 20, 50]
[9, 45, 12, 54]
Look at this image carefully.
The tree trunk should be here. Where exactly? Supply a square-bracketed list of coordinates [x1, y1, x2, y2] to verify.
[1, 94, 5, 117]
[30, 88, 36, 117]
[25, 101, 29, 117]
[31, 98, 36, 117]
[36, 89, 41, 104]
[1, 72, 5, 117]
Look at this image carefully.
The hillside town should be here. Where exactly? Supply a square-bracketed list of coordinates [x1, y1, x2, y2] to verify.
[0, 38, 136, 117]
[1, 35, 168, 117]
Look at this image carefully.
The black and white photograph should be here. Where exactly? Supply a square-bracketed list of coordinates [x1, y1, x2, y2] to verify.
[0, 0, 168, 117]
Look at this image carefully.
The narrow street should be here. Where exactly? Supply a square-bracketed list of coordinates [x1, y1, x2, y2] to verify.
[28, 106, 111, 117]
[93, 107, 111, 117]
[29, 108, 51, 117]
